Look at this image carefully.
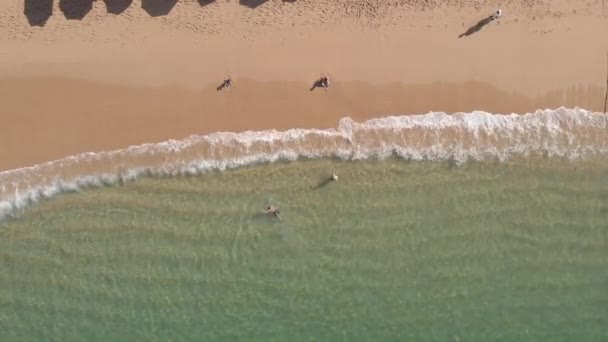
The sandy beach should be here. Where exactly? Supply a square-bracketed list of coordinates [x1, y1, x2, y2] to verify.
[1, 0, 607, 171]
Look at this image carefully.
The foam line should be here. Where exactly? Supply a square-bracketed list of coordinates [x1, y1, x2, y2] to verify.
[1, 108, 607, 222]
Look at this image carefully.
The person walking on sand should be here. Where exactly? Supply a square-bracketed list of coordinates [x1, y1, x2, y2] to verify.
[458, 9, 502, 38]
[217, 76, 232, 91]
[319, 76, 330, 91]
[490, 9, 502, 21]
[310, 75, 330, 92]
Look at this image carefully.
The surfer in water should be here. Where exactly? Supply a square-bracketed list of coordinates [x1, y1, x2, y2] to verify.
[264, 205, 281, 220]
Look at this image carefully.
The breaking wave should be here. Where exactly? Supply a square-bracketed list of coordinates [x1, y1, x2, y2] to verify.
[1, 107, 607, 221]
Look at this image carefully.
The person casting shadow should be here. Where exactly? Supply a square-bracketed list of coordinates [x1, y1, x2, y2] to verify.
[216, 77, 232, 91]
[313, 173, 338, 189]
[310, 76, 330, 92]
[458, 9, 502, 38]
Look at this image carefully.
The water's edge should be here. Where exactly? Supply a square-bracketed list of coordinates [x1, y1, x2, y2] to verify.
[1, 107, 607, 221]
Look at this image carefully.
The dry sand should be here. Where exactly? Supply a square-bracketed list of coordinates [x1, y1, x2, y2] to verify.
[1, 0, 607, 171]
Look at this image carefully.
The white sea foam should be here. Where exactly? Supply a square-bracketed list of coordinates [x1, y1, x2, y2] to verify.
[1, 107, 607, 222]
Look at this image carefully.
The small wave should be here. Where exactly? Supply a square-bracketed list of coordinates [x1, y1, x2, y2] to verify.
[1, 107, 607, 222]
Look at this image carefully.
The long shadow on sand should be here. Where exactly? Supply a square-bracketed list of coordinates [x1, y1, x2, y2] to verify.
[239, 0, 269, 9]
[458, 15, 495, 38]
[142, 0, 178, 17]
[104, 0, 133, 14]
[24, 0, 53, 26]
[59, 0, 93, 20]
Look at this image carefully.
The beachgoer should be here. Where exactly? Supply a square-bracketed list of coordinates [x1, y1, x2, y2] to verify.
[330, 173, 338, 181]
[218, 76, 232, 91]
[458, 9, 502, 38]
[309, 75, 331, 92]
[264, 205, 281, 220]
[491, 9, 502, 21]
[222, 77, 232, 91]
[320, 76, 330, 91]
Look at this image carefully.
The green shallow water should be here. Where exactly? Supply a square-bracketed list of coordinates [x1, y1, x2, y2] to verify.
[1, 158, 607, 341]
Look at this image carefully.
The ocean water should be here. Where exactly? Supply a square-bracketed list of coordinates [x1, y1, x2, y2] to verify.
[1, 108, 608, 341]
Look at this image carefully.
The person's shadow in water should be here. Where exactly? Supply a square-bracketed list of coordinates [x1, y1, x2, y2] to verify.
[312, 174, 337, 189]
[458, 15, 495, 38]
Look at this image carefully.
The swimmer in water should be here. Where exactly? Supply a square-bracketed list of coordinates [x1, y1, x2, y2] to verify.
[264, 205, 281, 220]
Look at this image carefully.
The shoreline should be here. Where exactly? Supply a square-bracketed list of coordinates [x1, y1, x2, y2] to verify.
[1, 77, 605, 171]
[1, 106, 607, 223]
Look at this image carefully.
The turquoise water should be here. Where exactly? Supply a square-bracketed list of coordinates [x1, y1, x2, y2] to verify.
[1, 158, 607, 341]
